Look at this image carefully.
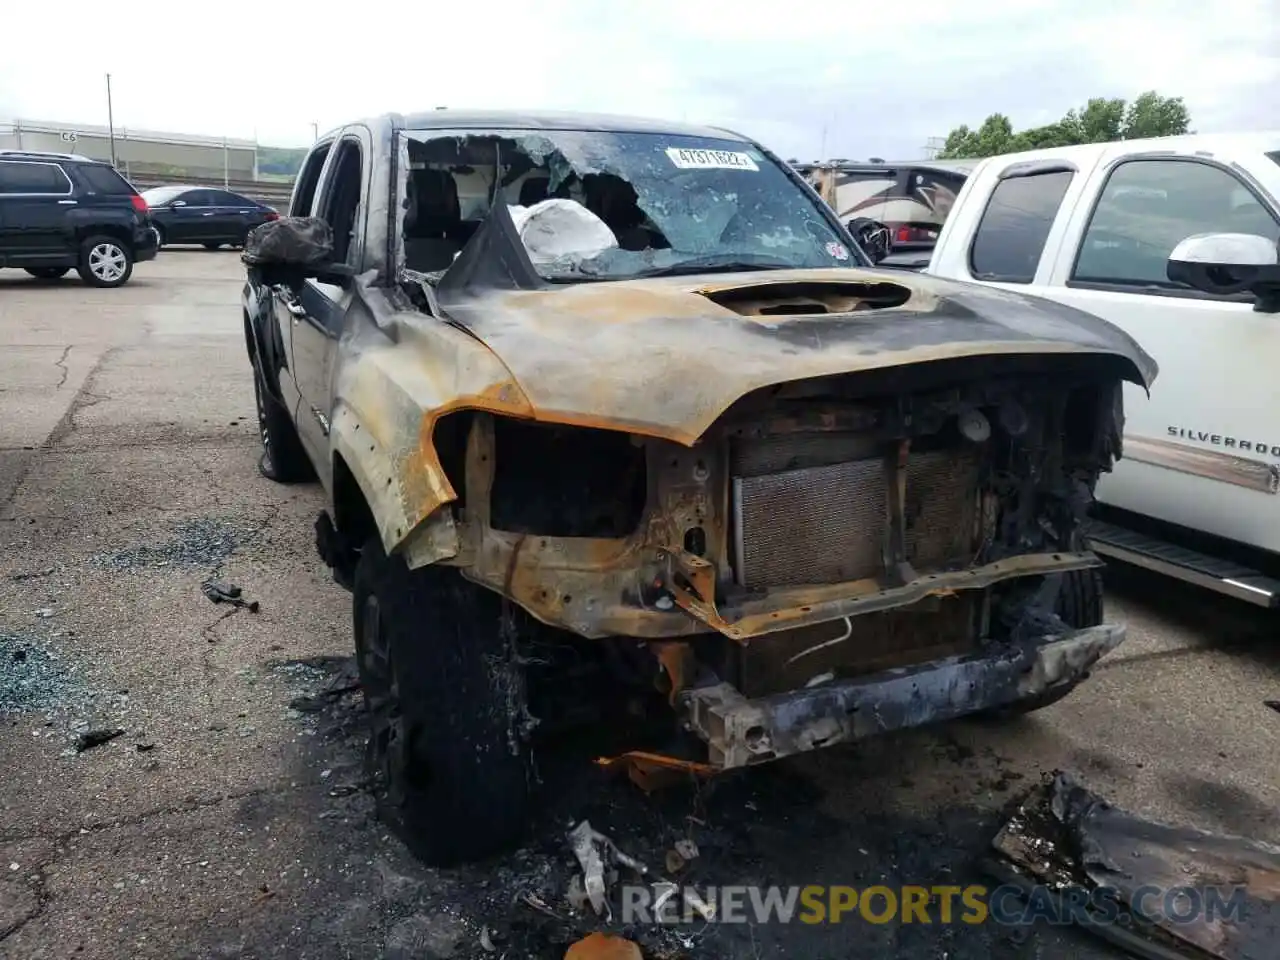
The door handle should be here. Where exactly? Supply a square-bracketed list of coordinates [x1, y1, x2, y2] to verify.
[57, 199, 77, 205]
[201, 211, 216, 217]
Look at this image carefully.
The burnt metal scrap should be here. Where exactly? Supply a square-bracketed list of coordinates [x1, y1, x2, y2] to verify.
[989, 772, 1280, 960]
[201, 579, 260, 613]
[568, 820, 715, 924]
[74, 727, 125, 753]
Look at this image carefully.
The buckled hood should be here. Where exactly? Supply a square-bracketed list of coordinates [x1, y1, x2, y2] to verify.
[434, 266, 1157, 445]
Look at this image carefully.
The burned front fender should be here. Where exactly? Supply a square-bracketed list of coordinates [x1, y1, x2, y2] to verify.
[331, 316, 534, 560]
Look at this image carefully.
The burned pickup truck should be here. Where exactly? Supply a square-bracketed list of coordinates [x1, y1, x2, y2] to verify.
[241, 110, 1155, 866]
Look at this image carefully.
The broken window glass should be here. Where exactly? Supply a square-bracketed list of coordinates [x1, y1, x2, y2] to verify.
[399, 128, 857, 280]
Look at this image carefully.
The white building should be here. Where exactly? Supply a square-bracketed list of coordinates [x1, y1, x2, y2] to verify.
[0, 118, 258, 183]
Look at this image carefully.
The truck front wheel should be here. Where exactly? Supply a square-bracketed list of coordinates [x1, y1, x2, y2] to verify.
[1053, 566, 1104, 629]
[353, 538, 532, 866]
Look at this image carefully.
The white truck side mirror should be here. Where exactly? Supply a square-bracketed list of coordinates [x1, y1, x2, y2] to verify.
[1167, 232, 1280, 312]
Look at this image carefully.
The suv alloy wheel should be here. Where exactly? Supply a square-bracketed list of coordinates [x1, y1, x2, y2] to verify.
[77, 235, 134, 287]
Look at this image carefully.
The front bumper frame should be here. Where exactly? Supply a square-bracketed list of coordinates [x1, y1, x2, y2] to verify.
[680, 623, 1125, 769]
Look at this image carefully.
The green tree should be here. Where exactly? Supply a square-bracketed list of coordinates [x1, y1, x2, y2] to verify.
[256, 145, 308, 176]
[936, 91, 1191, 159]
[937, 113, 1013, 160]
[1122, 90, 1192, 140]
[1062, 97, 1127, 143]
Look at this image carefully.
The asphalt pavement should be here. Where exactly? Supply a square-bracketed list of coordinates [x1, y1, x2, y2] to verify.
[1, 249, 1277, 960]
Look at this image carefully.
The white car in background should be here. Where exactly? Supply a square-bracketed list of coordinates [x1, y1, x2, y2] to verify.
[796, 159, 978, 255]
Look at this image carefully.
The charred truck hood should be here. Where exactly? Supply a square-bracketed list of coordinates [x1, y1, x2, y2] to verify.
[427, 204, 1156, 444]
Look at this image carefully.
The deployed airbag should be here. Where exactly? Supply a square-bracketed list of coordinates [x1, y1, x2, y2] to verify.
[507, 199, 618, 265]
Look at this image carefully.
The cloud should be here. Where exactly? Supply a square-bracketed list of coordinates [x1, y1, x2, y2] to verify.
[0, 0, 1275, 157]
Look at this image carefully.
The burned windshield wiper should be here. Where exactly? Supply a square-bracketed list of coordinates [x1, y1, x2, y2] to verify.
[631, 254, 797, 278]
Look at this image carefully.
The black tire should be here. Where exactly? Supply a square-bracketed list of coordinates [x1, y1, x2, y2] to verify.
[354, 539, 532, 866]
[153, 225, 167, 247]
[203, 242, 222, 250]
[986, 568, 1104, 718]
[76, 235, 134, 288]
[252, 357, 314, 483]
[25, 267, 69, 280]
[1055, 566, 1104, 629]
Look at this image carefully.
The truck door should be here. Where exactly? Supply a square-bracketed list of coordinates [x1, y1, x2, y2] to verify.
[260, 142, 332, 436]
[281, 130, 368, 479]
[1044, 153, 1280, 554]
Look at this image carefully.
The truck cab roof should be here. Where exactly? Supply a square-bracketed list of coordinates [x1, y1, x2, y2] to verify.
[963, 131, 1280, 173]
[316, 110, 751, 145]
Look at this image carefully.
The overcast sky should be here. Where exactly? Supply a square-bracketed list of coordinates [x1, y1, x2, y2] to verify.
[2, 0, 1276, 159]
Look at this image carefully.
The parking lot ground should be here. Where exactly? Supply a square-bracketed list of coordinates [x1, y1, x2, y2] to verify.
[1, 251, 1278, 960]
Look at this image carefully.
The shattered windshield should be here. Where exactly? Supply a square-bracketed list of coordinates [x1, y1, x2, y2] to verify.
[399, 128, 859, 281]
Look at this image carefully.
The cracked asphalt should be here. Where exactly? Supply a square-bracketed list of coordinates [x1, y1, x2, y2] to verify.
[1, 252, 1278, 960]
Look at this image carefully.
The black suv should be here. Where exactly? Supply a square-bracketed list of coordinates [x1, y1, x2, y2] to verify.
[0, 150, 159, 287]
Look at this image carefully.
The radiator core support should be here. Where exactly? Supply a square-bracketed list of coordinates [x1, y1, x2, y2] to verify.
[730, 430, 981, 590]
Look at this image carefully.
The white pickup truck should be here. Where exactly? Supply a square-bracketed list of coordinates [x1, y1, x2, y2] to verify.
[917, 132, 1280, 607]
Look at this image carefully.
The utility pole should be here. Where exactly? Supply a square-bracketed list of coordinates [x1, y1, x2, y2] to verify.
[105, 73, 117, 167]
[920, 136, 945, 160]
[223, 136, 229, 188]
[310, 121, 318, 141]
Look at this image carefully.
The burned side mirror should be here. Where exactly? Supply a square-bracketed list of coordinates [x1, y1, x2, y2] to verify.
[847, 217, 891, 264]
[1167, 232, 1280, 312]
[242, 216, 347, 288]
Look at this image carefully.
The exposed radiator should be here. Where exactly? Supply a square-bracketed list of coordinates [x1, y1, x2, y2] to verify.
[904, 448, 982, 570]
[738, 594, 979, 697]
[731, 434, 981, 588]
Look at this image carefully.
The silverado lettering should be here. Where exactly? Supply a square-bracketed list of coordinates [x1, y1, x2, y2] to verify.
[1167, 426, 1280, 458]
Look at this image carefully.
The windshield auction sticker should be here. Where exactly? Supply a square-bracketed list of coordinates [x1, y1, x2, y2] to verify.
[666, 147, 760, 171]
